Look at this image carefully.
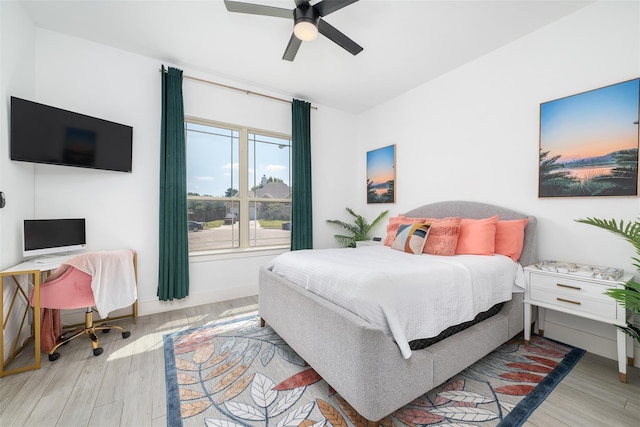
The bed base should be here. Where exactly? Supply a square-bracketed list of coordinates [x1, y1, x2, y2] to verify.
[259, 201, 536, 421]
[260, 267, 524, 421]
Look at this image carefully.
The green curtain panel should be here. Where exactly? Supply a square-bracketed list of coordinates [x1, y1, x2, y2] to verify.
[158, 66, 189, 300]
[291, 99, 313, 250]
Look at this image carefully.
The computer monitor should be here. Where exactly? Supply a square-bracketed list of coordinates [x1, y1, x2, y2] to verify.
[22, 218, 86, 258]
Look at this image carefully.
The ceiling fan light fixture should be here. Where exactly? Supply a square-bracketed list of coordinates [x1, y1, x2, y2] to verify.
[294, 20, 318, 41]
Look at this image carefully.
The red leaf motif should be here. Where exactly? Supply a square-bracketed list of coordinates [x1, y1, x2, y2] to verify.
[525, 355, 559, 368]
[433, 394, 451, 406]
[394, 407, 444, 424]
[494, 384, 536, 396]
[433, 379, 465, 405]
[175, 339, 211, 355]
[317, 399, 348, 427]
[272, 367, 322, 390]
[443, 379, 465, 391]
[407, 396, 434, 408]
[500, 372, 545, 383]
[506, 362, 553, 373]
[454, 401, 477, 407]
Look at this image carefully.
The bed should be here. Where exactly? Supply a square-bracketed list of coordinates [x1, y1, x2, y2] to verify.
[259, 201, 537, 421]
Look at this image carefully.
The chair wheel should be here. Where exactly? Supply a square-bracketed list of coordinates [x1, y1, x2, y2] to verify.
[93, 347, 104, 356]
[122, 331, 131, 339]
[102, 329, 111, 334]
[49, 352, 60, 361]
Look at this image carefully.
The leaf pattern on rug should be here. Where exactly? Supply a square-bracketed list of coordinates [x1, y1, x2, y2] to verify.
[210, 364, 251, 394]
[430, 406, 499, 422]
[524, 355, 559, 368]
[493, 384, 537, 396]
[181, 400, 211, 418]
[394, 406, 445, 425]
[216, 374, 254, 404]
[499, 372, 545, 383]
[179, 388, 206, 401]
[318, 399, 349, 427]
[505, 362, 553, 373]
[273, 368, 323, 390]
[167, 318, 582, 427]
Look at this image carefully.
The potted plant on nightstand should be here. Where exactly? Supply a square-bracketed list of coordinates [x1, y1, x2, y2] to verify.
[327, 208, 388, 248]
[576, 216, 640, 343]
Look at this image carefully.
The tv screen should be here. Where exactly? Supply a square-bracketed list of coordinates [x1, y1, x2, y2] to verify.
[23, 218, 86, 258]
[10, 97, 133, 172]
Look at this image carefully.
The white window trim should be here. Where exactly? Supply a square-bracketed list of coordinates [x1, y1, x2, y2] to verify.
[185, 116, 292, 255]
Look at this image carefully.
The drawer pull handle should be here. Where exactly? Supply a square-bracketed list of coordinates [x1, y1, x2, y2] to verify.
[557, 297, 581, 305]
[556, 283, 581, 291]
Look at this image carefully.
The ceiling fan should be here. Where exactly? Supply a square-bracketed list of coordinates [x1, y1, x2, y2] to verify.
[224, 0, 363, 61]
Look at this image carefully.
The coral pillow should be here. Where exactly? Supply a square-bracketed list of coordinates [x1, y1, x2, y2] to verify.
[422, 217, 462, 256]
[391, 223, 431, 254]
[455, 215, 499, 255]
[495, 219, 529, 261]
[384, 215, 428, 246]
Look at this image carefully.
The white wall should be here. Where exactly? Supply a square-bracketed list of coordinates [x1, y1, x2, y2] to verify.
[0, 1, 37, 362]
[28, 28, 357, 316]
[356, 0, 640, 362]
[1, 1, 36, 268]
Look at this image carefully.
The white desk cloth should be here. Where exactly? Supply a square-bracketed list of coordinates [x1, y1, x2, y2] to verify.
[58, 249, 137, 318]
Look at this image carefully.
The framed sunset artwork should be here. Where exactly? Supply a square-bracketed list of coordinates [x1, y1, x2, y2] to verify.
[367, 144, 395, 203]
[539, 78, 639, 197]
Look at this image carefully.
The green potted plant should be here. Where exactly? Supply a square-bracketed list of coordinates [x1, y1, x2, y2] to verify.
[327, 208, 388, 248]
[576, 216, 640, 343]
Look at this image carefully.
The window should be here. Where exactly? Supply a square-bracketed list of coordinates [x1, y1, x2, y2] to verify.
[185, 119, 292, 252]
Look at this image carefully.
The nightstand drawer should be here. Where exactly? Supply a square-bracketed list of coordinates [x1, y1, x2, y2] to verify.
[529, 273, 612, 299]
[529, 273, 617, 318]
[529, 285, 616, 318]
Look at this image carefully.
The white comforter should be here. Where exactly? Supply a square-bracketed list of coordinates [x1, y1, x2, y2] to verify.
[268, 246, 525, 359]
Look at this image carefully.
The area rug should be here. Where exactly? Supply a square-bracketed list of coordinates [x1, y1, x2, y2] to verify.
[164, 315, 584, 427]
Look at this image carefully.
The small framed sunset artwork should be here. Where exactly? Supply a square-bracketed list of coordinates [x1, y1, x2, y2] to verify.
[539, 78, 639, 197]
[367, 144, 396, 204]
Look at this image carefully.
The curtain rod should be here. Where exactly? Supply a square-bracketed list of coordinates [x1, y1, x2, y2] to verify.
[160, 68, 317, 110]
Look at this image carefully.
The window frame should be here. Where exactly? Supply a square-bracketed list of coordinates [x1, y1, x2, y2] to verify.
[185, 116, 292, 256]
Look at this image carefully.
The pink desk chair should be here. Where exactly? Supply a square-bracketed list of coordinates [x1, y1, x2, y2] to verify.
[29, 265, 131, 361]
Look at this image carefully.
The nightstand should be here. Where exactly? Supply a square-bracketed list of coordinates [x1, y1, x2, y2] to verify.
[524, 263, 634, 382]
[355, 240, 382, 248]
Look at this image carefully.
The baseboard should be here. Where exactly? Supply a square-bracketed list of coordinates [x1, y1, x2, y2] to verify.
[137, 284, 258, 317]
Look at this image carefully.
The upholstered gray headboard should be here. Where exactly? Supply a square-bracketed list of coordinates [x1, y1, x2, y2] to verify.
[403, 200, 538, 267]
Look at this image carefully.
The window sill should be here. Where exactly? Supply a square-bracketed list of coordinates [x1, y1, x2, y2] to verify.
[189, 245, 290, 263]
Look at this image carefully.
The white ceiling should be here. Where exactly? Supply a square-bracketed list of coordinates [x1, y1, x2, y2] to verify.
[19, 0, 593, 113]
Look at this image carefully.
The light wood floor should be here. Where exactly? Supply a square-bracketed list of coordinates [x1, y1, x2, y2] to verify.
[0, 296, 638, 426]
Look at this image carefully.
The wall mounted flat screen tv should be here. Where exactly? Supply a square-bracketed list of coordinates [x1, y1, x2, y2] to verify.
[10, 97, 133, 172]
[23, 218, 86, 258]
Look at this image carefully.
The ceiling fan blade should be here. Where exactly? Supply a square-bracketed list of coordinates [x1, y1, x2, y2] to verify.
[282, 33, 303, 61]
[314, 0, 359, 17]
[224, 0, 293, 19]
[318, 19, 363, 56]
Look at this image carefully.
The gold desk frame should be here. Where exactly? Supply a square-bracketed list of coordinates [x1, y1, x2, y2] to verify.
[0, 252, 137, 377]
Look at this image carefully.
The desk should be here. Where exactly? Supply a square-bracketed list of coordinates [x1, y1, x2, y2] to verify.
[0, 253, 138, 377]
